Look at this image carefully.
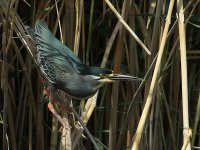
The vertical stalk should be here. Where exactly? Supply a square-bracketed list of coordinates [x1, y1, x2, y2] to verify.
[2, 18, 9, 150]
[2, 1, 12, 149]
[55, 0, 63, 43]
[74, 0, 83, 55]
[131, 0, 175, 149]
[177, 0, 191, 149]
[104, 0, 151, 55]
[86, 0, 94, 65]
[109, 1, 128, 149]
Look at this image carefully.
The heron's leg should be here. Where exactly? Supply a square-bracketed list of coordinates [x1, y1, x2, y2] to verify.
[44, 85, 71, 129]
[47, 102, 71, 129]
[54, 98, 71, 113]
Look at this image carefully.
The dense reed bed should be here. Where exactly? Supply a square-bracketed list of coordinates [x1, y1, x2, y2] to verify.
[0, 0, 199, 149]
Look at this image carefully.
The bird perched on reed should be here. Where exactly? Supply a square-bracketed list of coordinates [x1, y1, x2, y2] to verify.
[32, 20, 141, 99]
[26, 20, 141, 127]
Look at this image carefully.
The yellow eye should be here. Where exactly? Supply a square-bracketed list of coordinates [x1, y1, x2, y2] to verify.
[99, 74, 104, 78]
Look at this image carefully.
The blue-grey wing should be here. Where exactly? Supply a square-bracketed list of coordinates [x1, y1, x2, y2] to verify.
[36, 42, 76, 83]
[35, 20, 82, 65]
[35, 20, 81, 83]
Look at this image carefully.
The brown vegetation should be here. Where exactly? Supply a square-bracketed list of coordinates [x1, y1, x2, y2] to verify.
[0, 0, 200, 149]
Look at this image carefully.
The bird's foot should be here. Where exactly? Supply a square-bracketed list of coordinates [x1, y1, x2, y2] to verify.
[48, 102, 71, 130]
[54, 99, 72, 114]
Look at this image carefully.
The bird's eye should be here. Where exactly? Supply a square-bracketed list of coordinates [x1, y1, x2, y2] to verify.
[99, 74, 104, 78]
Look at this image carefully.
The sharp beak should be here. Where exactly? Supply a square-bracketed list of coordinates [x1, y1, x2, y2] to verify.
[106, 74, 143, 81]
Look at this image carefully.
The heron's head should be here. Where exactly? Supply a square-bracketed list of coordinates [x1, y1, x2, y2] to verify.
[87, 67, 142, 84]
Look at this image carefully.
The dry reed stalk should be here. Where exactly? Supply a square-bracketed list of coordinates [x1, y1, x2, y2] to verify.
[109, 1, 129, 149]
[181, 129, 192, 150]
[100, 22, 121, 68]
[74, 0, 83, 55]
[53, 1, 65, 35]
[2, 20, 9, 149]
[72, 92, 98, 148]
[147, 0, 157, 29]
[149, 0, 162, 61]
[81, 2, 85, 63]
[126, 2, 138, 147]
[53, 1, 71, 149]
[104, 0, 151, 55]
[35, 94, 45, 150]
[177, 0, 191, 149]
[1, 0, 199, 149]
[69, 106, 99, 149]
[1, 1, 18, 149]
[148, 1, 163, 148]
[67, 0, 76, 49]
[50, 117, 59, 150]
[54, 0, 63, 43]
[86, 0, 94, 64]
[131, 0, 175, 149]
[133, 3, 151, 48]
[82, 94, 98, 123]
[161, 85, 176, 148]
[60, 99, 72, 149]
[60, 117, 72, 150]
[50, 93, 99, 149]
[116, 53, 158, 150]
[41, 0, 61, 20]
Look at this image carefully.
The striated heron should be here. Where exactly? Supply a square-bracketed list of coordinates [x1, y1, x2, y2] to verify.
[26, 20, 142, 128]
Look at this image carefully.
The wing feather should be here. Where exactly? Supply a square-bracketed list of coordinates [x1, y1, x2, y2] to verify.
[35, 20, 81, 64]
[34, 20, 82, 83]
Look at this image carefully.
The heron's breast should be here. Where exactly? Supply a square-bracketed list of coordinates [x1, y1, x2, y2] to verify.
[55, 75, 98, 99]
